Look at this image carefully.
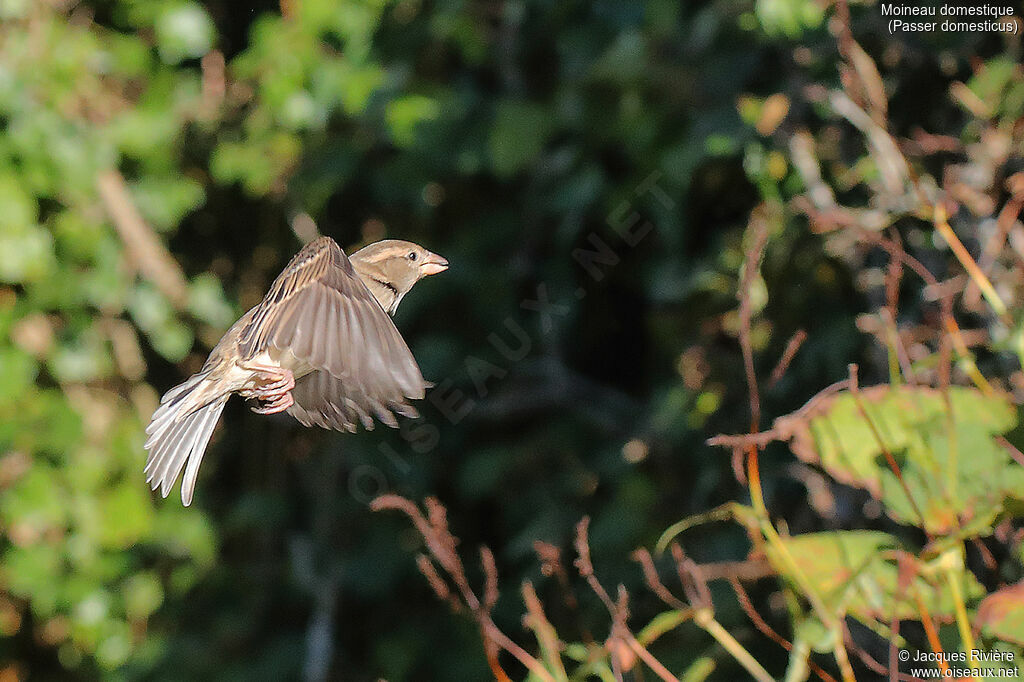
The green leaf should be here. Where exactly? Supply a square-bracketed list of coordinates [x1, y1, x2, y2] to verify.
[765, 530, 984, 625]
[97, 483, 154, 549]
[0, 0, 31, 19]
[49, 328, 113, 383]
[636, 610, 690, 646]
[122, 572, 164, 620]
[210, 133, 301, 195]
[966, 58, 1017, 111]
[2, 544, 62, 607]
[488, 100, 553, 177]
[0, 227, 55, 284]
[129, 175, 205, 231]
[95, 621, 132, 669]
[792, 617, 834, 654]
[977, 581, 1024, 646]
[754, 0, 824, 38]
[187, 273, 235, 328]
[776, 386, 1021, 536]
[314, 61, 384, 116]
[0, 464, 69, 532]
[385, 95, 440, 147]
[155, 2, 215, 64]
[153, 509, 217, 569]
[590, 30, 647, 83]
[128, 284, 193, 361]
[0, 171, 38, 230]
[0, 346, 38, 402]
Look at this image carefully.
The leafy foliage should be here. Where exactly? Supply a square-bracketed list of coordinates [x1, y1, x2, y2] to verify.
[778, 386, 1024, 536]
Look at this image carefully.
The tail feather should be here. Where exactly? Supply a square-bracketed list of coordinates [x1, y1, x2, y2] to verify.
[180, 404, 223, 506]
[147, 406, 206, 495]
[144, 376, 227, 506]
[145, 375, 204, 447]
[158, 379, 195, 405]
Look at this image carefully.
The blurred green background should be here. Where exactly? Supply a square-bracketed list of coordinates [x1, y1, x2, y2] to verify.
[0, 0, 1021, 679]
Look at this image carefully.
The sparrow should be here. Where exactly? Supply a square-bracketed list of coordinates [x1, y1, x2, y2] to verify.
[143, 236, 448, 505]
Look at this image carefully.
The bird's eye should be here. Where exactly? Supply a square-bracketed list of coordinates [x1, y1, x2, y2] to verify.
[408, 251, 418, 261]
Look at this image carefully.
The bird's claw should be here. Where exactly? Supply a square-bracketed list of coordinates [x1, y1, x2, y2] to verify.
[250, 390, 294, 415]
[260, 371, 295, 394]
[239, 367, 295, 414]
[239, 367, 295, 400]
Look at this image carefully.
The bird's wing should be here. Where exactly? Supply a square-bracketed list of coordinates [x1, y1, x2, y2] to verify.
[237, 237, 427, 429]
[286, 369, 420, 432]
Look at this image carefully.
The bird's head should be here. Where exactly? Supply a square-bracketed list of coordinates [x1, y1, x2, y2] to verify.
[350, 239, 448, 298]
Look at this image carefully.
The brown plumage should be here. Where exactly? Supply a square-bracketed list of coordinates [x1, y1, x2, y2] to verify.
[144, 236, 448, 505]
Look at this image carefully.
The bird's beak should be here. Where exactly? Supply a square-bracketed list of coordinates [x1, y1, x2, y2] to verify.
[420, 251, 449, 276]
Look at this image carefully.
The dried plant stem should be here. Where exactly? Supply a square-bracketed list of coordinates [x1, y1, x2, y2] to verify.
[769, 329, 808, 389]
[913, 591, 951, 677]
[943, 316, 995, 397]
[633, 549, 688, 611]
[575, 520, 680, 682]
[485, 620, 558, 682]
[96, 169, 189, 309]
[746, 447, 856, 682]
[878, 309, 914, 386]
[738, 205, 772, 431]
[730, 578, 838, 682]
[734, 206, 854, 682]
[694, 608, 773, 682]
[371, 496, 557, 682]
[522, 582, 569, 681]
[842, 623, 918, 682]
[848, 365, 930, 536]
[967, 192, 1024, 306]
[858, 231, 997, 397]
[622, 631, 680, 682]
[932, 203, 1007, 319]
[941, 557, 979, 679]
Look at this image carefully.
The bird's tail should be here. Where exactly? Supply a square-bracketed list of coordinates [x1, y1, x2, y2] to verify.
[144, 373, 228, 506]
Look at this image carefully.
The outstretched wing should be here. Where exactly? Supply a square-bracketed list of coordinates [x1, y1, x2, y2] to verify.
[237, 236, 427, 429]
[286, 369, 420, 432]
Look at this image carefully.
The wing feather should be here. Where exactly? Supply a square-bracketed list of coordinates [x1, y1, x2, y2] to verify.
[239, 237, 426, 432]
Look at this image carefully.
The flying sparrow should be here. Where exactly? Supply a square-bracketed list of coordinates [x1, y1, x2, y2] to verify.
[143, 236, 448, 505]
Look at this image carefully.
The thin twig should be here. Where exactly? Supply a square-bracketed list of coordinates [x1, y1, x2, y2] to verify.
[738, 205, 772, 431]
[96, 169, 189, 309]
[913, 590, 951, 678]
[768, 329, 807, 388]
[521, 582, 569, 681]
[729, 577, 838, 682]
[848, 365, 931, 537]
[415, 554, 458, 610]
[632, 548, 688, 610]
[933, 202, 1008, 319]
[574, 520, 680, 682]
[842, 621, 917, 682]
[534, 541, 578, 610]
[372, 495, 556, 682]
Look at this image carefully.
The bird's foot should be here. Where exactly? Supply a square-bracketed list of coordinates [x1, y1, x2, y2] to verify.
[239, 365, 295, 400]
[250, 390, 294, 415]
[239, 365, 295, 414]
[261, 369, 295, 394]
